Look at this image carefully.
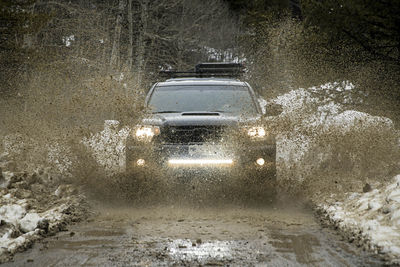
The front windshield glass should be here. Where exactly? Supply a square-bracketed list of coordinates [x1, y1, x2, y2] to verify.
[148, 85, 258, 115]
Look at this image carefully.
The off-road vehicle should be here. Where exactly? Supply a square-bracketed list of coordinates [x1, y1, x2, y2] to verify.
[126, 63, 281, 182]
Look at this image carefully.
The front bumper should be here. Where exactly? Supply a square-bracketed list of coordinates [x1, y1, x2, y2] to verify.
[126, 142, 276, 171]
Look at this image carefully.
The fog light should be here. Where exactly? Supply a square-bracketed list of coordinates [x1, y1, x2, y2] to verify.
[256, 158, 265, 166]
[136, 159, 145, 166]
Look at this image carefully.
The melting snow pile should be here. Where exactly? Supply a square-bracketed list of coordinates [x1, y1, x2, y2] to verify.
[0, 148, 87, 263]
[318, 175, 400, 264]
[270, 81, 398, 183]
[268, 81, 400, 262]
[0, 119, 129, 262]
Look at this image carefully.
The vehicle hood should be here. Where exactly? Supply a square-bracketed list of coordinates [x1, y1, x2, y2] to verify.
[141, 112, 261, 127]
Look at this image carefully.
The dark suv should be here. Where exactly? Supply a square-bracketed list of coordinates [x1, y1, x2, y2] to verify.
[126, 63, 280, 181]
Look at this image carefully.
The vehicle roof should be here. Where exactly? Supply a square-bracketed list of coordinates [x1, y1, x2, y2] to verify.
[157, 77, 247, 87]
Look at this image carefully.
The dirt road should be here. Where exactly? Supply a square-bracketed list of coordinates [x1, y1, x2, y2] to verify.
[4, 200, 383, 266]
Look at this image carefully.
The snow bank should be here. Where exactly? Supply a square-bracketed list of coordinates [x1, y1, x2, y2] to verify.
[271, 81, 398, 182]
[273, 83, 345, 180]
[0, 167, 87, 263]
[0, 204, 26, 225]
[319, 174, 400, 264]
[19, 213, 43, 233]
[273, 82, 399, 262]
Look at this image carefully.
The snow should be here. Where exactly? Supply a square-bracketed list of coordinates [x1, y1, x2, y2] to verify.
[327, 110, 393, 133]
[20, 213, 43, 233]
[257, 97, 267, 114]
[0, 167, 85, 263]
[271, 81, 400, 262]
[272, 82, 396, 182]
[391, 210, 400, 222]
[2, 171, 14, 180]
[320, 175, 400, 263]
[0, 200, 37, 259]
[0, 204, 26, 224]
[62, 35, 75, 47]
[203, 46, 242, 63]
[5, 236, 27, 251]
[388, 189, 400, 203]
[395, 175, 400, 184]
[368, 200, 382, 211]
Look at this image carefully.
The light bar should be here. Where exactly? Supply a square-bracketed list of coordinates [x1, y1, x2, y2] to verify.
[168, 159, 233, 166]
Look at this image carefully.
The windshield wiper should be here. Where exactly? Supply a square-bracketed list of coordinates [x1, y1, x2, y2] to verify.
[152, 110, 182, 114]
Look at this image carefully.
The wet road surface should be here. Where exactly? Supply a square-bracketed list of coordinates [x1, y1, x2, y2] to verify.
[4, 201, 383, 266]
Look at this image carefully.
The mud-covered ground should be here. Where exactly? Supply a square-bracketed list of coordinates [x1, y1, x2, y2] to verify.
[4, 199, 385, 266]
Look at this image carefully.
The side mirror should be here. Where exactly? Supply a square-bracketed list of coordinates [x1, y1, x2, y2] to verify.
[264, 103, 283, 117]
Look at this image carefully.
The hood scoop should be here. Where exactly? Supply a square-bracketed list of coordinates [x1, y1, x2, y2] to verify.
[181, 112, 220, 116]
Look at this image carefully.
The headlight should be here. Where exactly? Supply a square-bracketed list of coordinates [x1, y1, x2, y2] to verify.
[246, 126, 266, 138]
[133, 125, 160, 141]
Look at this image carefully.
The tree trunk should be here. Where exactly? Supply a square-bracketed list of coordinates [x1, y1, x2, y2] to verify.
[135, 0, 149, 85]
[126, 0, 134, 72]
[101, 15, 107, 65]
[177, 2, 186, 69]
[110, 0, 126, 69]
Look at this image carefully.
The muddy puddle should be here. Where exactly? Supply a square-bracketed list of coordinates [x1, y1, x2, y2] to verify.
[4, 201, 384, 266]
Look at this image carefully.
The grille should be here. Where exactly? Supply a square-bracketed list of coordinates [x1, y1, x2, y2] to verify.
[159, 125, 226, 144]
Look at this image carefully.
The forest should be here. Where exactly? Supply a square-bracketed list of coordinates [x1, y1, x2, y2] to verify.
[1, 0, 399, 128]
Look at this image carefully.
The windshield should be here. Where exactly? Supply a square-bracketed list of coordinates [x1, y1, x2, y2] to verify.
[148, 85, 258, 115]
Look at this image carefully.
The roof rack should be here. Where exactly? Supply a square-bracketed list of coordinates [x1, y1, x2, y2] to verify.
[160, 62, 245, 78]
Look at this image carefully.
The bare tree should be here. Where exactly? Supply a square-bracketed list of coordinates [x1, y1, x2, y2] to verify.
[135, 0, 149, 84]
[136, 0, 239, 72]
[13, 0, 239, 85]
[110, 0, 126, 69]
[126, 0, 134, 71]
